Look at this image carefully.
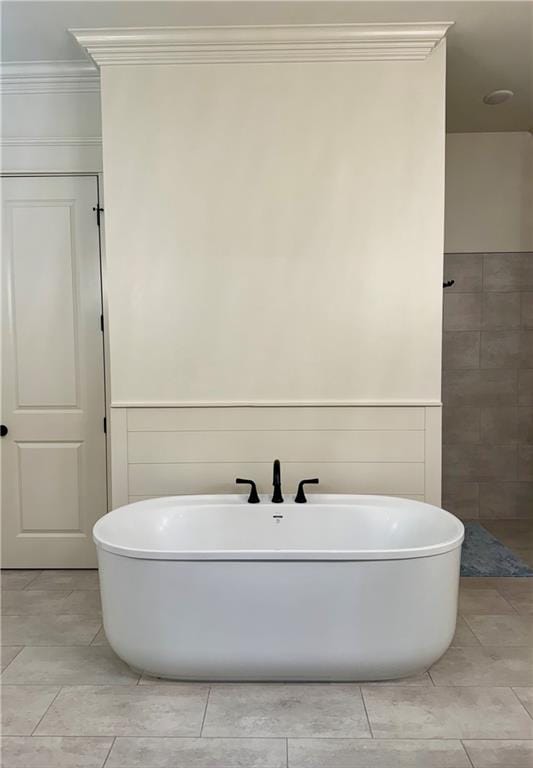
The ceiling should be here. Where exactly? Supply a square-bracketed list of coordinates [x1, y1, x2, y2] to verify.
[2, 1, 532, 132]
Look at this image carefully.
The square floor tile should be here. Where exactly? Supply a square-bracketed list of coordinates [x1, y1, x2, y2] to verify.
[1, 591, 71, 615]
[460, 578, 532, 590]
[506, 591, 533, 615]
[362, 686, 533, 739]
[288, 738, 471, 767]
[451, 617, 480, 646]
[35, 684, 209, 737]
[0, 646, 22, 672]
[0, 736, 113, 767]
[459, 589, 516, 615]
[106, 736, 286, 767]
[429, 646, 533, 686]
[1, 614, 101, 646]
[0, 646, 139, 685]
[463, 739, 533, 768]
[90, 626, 108, 646]
[1, 685, 59, 735]
[1, 571, 41, 590]
[59, 591, 102, 615]
[203, 683, 371, 738]
[27, 570, 99, 590]
[513, 687, 533, 717]
[465, 615, 533, 646]
[362, 671, 433, 687]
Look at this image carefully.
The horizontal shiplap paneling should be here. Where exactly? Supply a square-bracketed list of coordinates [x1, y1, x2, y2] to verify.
[129, 494, 426, 503]
[127, 407, 425, 432]
[110, 405, 440, 508]
[128, 429, 425, 464]
[128, 461, 425, 497]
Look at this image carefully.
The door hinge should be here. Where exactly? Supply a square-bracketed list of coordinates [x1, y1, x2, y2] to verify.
[100, 314, 104, 332]
[93, 205, 104, 226]
[103, 417, 107, 434]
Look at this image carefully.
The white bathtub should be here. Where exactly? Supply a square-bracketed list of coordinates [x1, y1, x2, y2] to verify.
[93, 494, 464, 681]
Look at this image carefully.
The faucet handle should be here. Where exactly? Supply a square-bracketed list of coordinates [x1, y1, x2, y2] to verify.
[295, 478, 319, 504]
[236, 478, 260, 504]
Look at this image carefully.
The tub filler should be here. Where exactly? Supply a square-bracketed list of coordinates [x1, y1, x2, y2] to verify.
[93, 495, 464, 681]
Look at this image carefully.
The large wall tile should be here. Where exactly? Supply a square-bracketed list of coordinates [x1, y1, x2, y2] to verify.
[518, 446, 533, 481]
[522, 293, 533, 329]
[443, 370, 517, 406]
[480, 331, 520, 368]
[520, 331, 533, 367]
[484, 254, 524, 292]
[479, 482, 533, 518]
[442, 252, 533, 519]
[518, 408, 533, 443]
[522, 254, 533, 288]
[443, 445, 517, 481]
[442, 481, 479, 519]
[443, 407, 481, 443]
[519, 371, 533, 405]
[444, 253, 483, 293]
[483, 292, 521, 329]
[444, 294, 482, 331]
[480, 407, 519, 445]
[443, 332, 480, 369]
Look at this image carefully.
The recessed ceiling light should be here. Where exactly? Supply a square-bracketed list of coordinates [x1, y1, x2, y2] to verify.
[483, 89, 514, 105]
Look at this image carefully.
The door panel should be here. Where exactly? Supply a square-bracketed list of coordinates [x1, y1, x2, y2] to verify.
[2, 176, 107, 567]
[11, 203, 78, 407]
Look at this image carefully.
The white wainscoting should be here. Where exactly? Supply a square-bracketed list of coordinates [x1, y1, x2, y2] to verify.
[110, 405, 441, 509]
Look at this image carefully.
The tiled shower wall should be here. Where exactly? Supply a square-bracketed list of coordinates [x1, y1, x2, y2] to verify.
[442, 252, 533, 519]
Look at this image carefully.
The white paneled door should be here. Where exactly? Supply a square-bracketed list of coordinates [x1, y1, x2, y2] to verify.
[2, 176, 107, 567]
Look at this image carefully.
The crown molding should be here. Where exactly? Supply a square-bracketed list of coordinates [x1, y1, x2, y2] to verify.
[0, 61, 100, 94]
[70, 22, 452, 66]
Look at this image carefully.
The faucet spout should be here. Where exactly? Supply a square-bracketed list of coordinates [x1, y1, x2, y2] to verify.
[272, 459, 283, 503]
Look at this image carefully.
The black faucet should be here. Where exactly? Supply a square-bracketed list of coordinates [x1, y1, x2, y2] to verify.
[272, 459, 283, 503]
[236, 478, 260, 503]
[295, 478, 319, 503]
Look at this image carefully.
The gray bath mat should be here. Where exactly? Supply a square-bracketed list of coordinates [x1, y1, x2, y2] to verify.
[461, 522, 533, 577]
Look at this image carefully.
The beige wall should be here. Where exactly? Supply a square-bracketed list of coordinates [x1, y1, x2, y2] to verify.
[445, 132, 533, 254]
[101, 46, 446, 407]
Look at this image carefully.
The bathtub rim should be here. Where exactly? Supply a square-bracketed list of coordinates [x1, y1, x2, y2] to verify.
[93, 493, 464, 562]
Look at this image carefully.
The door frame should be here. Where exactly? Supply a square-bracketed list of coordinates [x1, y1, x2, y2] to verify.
[1, 171, 111, 516]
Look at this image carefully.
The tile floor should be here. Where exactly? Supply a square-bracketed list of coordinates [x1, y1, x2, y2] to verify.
[1, 527, 533, 767]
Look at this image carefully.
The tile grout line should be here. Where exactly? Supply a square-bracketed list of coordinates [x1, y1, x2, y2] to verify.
[359, 687, 374, 738]
[460, 738, 476, 768]
[30, 685, 63, 736]
[509, 686, 533, 722]
[0, 645, 24, 675]
[21, 571, 43, 590]
[101, 735, 116, 768]
[199, 686, 211, 737]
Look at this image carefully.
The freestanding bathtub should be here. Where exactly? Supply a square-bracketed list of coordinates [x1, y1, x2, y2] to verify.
[93, 494, 464, 681]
